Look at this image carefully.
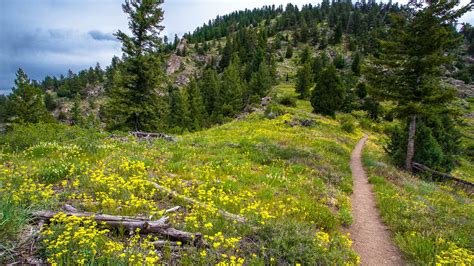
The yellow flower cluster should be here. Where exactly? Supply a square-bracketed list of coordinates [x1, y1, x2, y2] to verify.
[436, 241, 474, 265]
[26, 142, 82, 159]
[42, 213, 110, 265]
[315, 231, 330, 251]
[0, 165, 55, 205]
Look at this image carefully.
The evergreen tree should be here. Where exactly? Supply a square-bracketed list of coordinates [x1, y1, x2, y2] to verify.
[365, 0, 472, 171]
[187, 80, 206, 130]
[285, 44, 293, 59]
[103, 0, 166, 132]
[331, 21, 343, 45]
[249, 61, 273, 101]
[221, 55, 245, 116]
[219, 36, 233, 70]
[311, 65, 344, 117]
[168, 87, 191, 132]
[300, 46, 312, 64]
[295, 63, 313, 99]
[44, 93, 57, 111]
[199, 68, 221, 118]
[6, 69, 53, 125]
[351, 52, 361, 76]
[356, 82, 367, 99]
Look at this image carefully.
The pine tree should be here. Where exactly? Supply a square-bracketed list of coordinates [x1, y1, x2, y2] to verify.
[103, 0, 166, 132]
[351, 52, 361, 76]
[199, 68, 221, 118]
[295, 63, 313, 99]
[219, 36, 233, 70]
[300, 46, 312, 64]
[365, 0, 472, 171]
[221, 55, 245, 116]
[331, 21, 343, 45]
[187, 80, 206, 130]
[168, 87, 191, 132]
[311, 65, 344, 117]
[6, 69, 53, 125]
[249, 61, 273, 101]
[285, 44, 293, 59]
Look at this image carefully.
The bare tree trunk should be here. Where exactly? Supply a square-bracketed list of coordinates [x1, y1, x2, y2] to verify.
[405, 115, 417, 172]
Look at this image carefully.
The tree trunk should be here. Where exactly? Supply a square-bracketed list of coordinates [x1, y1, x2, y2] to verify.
[405, 115, 417, 172]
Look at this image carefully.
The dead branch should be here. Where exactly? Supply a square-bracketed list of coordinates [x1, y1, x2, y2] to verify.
[147, 180, 246, 223]
[130, 132, 178, 142]
[164, 206, 182, 214]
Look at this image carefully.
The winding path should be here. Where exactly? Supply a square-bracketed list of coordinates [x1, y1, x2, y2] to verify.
[349, 135, 404, 265]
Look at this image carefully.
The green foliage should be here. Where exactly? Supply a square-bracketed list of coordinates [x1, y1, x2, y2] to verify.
[339, 115, 356, 133]
[364, 146, 474, 265]
[103, 0, 167, 132]
[365, 0, 471, 170]
[44, 93, 57, 111]
[285, 44, 293, 59]
[6, 69, 54, 125]
[356, 82, 367, 99]
[362, 97, 381, 120]
[221, 56, 245, 116]
[311, 65, 345, 117]
[333, 53, 345, 69]
[0, 197, 30, 263]
[295, 63, 313, 99]
[385, 115, 460, 172]
[0, 123, 104, 152]
[187, 80, 206, 130]
[300, 46, 311, 64]
[277, 94, 297, 107]
[249, 61, 273, 100]
[351, 52, 361, 76]
[168, 88, 191, 133]
[71, 93, 83, 126]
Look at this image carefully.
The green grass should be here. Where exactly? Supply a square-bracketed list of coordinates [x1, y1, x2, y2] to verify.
[363, 138, 474, 265]
[0, 87, 363, 265]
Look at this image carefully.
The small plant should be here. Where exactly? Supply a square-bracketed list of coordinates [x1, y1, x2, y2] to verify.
[277, 94, 297, 107]
[339, 115, 356, 133]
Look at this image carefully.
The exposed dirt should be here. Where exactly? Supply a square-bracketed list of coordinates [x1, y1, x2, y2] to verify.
[349, 135, 404, 265]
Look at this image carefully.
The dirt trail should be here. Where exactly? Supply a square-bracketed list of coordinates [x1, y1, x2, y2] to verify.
[349, 135, 404, 265]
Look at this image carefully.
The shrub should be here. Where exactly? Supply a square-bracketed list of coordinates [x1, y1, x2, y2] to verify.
[277, 94, 297, 107]
[339, 115, 356, 133]
[264, 103, 286, 119]
[0, 123, 105, 152]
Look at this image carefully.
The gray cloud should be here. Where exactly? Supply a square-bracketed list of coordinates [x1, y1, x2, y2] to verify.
[89, 30, 118, 42]
[1, 0, 472, 94]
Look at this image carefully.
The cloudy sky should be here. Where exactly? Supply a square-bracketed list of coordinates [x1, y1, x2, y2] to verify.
[0, 0, 473, 94]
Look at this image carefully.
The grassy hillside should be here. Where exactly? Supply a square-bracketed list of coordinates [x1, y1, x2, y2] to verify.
[0, 85, 364, 264]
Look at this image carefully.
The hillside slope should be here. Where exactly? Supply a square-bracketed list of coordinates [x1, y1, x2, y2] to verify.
[1, 85, 364, 264]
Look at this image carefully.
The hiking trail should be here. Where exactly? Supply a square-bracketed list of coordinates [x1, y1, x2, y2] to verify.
[349, 135, 404, 265]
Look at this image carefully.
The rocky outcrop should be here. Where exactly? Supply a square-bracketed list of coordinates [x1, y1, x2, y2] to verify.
[166, 54, 182, 75]
[446, 78, 474, 98]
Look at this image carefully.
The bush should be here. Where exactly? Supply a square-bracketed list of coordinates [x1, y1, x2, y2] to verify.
[0, 123, 105, 152]
[277, 94, 297, 107]
[339, 115, 356, 133]
[264, 103, 286, 119]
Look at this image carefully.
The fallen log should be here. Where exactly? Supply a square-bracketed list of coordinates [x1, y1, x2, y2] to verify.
[31, 211, 204, 246]
[413, 162, 474, 189]
[32, 210, 150, 222]
[147, 180, 246, 223]
[130, 132, 178, 142]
